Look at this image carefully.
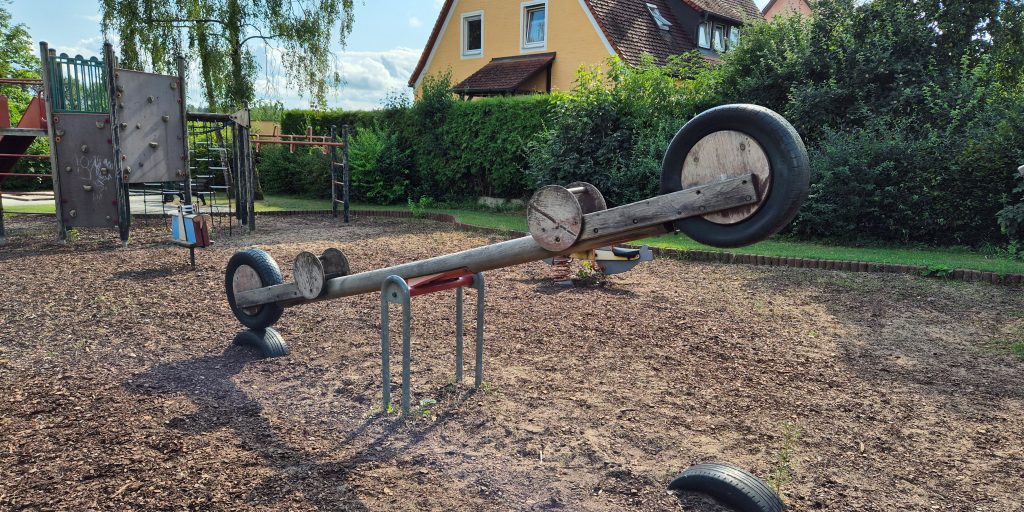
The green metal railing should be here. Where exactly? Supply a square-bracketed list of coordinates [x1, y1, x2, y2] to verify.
[47, 53, 108, 113]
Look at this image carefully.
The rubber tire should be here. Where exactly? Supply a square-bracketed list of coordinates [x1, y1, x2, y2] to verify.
[225, 249, 285, 330]
[668, 463, 784, 512]
[233, 327, 289, 358]
[661, 104, 810, 248]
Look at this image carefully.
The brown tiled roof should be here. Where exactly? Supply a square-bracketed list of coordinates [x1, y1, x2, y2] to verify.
[684, 0, 762, 22]
[585, 0, 695, 67]
[452, 53, 555, 95]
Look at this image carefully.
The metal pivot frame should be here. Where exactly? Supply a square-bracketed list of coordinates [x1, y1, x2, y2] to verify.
[380, 273, 485, 416]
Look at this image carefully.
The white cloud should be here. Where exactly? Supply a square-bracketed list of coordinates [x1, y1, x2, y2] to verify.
[408, 16, 423, 28]
[57, 35, 108, 59]
[252, 46, 420, 111]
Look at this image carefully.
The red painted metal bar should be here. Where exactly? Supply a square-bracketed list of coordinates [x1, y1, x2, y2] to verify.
[409, 274, 476, 298]
[251, 139, 346, 148]
[0, 96, 9, 128]
[0, 154, 49, 158]
[0, 173, 52, 178]
[0, 78, 43, 86]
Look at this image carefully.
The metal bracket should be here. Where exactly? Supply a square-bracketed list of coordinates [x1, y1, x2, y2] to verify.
[380, 272, 485, 416]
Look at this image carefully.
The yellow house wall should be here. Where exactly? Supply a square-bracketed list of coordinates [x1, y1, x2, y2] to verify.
[415, 0, 614, 94]
[763, 0, 811, 21]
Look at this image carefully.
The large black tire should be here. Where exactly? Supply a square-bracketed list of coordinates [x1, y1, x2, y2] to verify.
[233, 328, 289, 358]
[661, 104, 809, 248]
[668, 463, 784, 512]
[225, 249, 285, 330]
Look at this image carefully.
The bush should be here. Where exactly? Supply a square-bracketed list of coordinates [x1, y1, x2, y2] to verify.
[348, 123, 409, 204]
[527, 55, 705, 206]
[255, 145, 331, 199]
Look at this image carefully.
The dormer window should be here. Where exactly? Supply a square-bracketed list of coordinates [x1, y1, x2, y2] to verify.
[698, 21, 738, 52]
[713, 24, 726, 51]
[522, 1, 547, 50]
[728, 27, 740, 48]
[698, 22, 710, 49]
[646, 3, 672, 31]
[462, 11, 483, 57]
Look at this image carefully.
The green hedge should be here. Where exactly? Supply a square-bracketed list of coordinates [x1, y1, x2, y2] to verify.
[281, 109, 386, 135]
[272, 92, 552, 202]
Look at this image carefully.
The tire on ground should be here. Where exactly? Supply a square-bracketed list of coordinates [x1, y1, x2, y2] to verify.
[668, 462, 784, 512]
[233, 327, 289, 358]
[225, 248, 285, 330]
[661, 104, 810, 248]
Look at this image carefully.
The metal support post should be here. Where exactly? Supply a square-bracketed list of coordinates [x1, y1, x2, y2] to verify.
[104, 43, 130, 246]
[381, 276, 412, 415]
[455, 287, 463, 382]
[455, 273, 486, 385]
[473, 273, 485, 387]
[38, 42, 66, 243]
[176, 55, 192, 206]
[0, 185, 5, 245]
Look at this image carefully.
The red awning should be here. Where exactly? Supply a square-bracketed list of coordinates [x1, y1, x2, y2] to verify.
[453, 53, 555, 96]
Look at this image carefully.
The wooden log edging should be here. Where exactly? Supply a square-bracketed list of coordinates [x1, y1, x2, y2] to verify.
[133, 209, 1023, 285]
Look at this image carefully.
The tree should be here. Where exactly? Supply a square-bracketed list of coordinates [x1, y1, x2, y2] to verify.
[100, 0, 355, 112]
[0, 0, 38, 120]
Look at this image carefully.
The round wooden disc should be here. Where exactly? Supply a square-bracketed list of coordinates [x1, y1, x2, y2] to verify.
[681, 130, 771, 225]
[527, 185, 584, 252]
[232, 265, 262, 315]
[320, 248, 350, 278]
[566, 181, 607, 214]
[293, 251, 325, 300]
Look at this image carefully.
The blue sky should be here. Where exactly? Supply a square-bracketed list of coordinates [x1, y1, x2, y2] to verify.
[8, 0, 769, 110]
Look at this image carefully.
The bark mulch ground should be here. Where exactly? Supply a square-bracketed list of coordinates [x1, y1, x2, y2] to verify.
[1, 214, 1022, 511]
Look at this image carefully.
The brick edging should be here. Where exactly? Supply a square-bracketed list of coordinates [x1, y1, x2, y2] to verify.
[631, 246, 1023, 285]
[135, 209, 1024, 285]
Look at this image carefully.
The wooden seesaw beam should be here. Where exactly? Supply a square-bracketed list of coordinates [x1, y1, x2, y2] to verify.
[234, 174, 759, 310]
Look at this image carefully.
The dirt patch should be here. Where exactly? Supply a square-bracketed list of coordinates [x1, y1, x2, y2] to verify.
[1, 214, 1022, 511]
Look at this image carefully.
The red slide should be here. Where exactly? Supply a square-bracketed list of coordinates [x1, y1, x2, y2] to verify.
[0, 96, 46, 185]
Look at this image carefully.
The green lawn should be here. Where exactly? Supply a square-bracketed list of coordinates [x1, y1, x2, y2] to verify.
[5, 193, 1024, 274]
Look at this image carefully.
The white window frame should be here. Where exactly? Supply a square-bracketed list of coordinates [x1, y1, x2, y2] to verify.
[712, 23, 726, 52]
[646, 3, 672, 31]
[727, 26, 740, 49]
[461, 11, 484, 59]
[520, 0, 548, 52]
[697, 21, 711, 49]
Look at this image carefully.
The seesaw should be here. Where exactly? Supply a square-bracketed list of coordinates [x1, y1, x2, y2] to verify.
[224, 104, 809, 512]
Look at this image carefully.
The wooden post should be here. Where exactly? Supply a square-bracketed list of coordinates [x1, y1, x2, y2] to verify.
[342, 124, 350, 223]
[243, 118, 255, 232]
[330, 125, 338, 218]
[38, 42, 66, 243]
